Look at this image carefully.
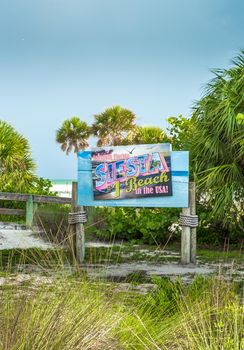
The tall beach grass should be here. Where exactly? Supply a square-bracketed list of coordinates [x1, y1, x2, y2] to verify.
[0, 231, 243, 349]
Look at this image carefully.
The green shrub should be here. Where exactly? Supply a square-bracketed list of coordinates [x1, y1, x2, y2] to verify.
[90, 207, 181, 244]
[88, 203, 243, 246]
[197, 202, 244, 245]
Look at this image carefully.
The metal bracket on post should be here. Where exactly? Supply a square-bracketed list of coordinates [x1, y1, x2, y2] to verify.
[180, 182, 198, 265]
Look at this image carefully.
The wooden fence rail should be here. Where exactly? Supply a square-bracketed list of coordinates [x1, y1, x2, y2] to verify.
[0, 208, 26, 216]
[0, 185, 85, 264]
[0, 192, 72, 204]
[0, 191, 72, 227]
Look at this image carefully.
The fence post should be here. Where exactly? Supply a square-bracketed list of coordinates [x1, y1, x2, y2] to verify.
[71, 181, 85, 264]
[26, 195, 34, 228]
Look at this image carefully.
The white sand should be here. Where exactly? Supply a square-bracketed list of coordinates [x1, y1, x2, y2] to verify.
[0, 229, 53, 250]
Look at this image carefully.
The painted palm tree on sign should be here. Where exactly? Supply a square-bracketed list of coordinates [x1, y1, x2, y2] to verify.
[56, 117, 90, 154]
[0, 120, 37, 192]
[91, 105, 136, 146]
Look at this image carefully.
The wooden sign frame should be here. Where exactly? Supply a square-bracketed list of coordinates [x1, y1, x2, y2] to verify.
[76, 144, 195, 265]
[77, 144, 189, 208]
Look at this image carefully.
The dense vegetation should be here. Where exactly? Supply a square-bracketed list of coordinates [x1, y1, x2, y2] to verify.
[57, 51, 244, 244]
[0, 121, 55, 222]
[1, 269, 243, 350]
[56, 51, 244, 245]
[0, 120, 36, 192]
[0, 52, 243, 350]
[1, 51, 243, 245]
[191, 52, 244, 233]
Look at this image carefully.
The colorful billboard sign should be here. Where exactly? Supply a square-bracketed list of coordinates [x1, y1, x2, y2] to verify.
[91, 144, 172, 200]
[78, 144, 189, 208]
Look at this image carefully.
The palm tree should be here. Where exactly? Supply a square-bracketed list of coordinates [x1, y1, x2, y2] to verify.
[56, 117, 90, 154]
[122, 125, 170, 145]
[191, 50, 244, 227]
[0, 120, 37, 192]
[91, 106, 136, 146]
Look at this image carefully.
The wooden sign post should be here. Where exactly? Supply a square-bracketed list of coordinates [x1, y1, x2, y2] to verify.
[70, 181, 85, 264]
[77, 144, 197, 266]
[181, 205, 191, 264]
[190, 182, 197, 264]
[180, 182, 197, 264]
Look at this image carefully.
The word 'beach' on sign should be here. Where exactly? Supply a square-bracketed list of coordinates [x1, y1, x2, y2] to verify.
[91, 144, 173, 200]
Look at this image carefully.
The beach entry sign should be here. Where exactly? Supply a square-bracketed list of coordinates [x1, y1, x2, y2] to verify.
[78, 144, 189, 208]
[92, 144, 172, 200]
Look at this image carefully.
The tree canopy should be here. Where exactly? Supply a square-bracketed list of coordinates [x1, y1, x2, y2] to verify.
[191, 51, 244, 228]
[167, 115, 195, 151]
[121, 125, 170, 145]
[56, 117, 90, 154]
[91, 106, 136, 146]
[0, 120, 37, 192]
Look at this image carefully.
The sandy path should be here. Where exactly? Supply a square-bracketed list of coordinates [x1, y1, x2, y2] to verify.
[0, 229, 53, 250]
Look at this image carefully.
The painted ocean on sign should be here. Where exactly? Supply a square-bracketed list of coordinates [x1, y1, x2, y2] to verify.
[91, 144, 173, 200]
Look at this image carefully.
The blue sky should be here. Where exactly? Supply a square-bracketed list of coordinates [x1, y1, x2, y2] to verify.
[0, 0, 243, 179]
